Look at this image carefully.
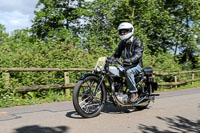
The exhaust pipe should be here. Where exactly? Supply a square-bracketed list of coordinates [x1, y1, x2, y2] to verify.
[114, 96, 155, 107]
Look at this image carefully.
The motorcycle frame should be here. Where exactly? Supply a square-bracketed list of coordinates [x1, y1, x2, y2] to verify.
[79, 61, 157, 107]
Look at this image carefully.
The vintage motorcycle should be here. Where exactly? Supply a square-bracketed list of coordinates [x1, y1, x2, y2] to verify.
[73, 57, 158, 118]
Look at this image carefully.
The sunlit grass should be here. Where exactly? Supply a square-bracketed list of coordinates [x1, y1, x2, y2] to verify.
[156, 81, 200, 92]
[0, 89, 72, 108]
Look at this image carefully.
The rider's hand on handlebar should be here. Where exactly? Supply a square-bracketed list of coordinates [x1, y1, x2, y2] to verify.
[107, 56, 115, 64]
[107, 57, 123, 65]
[123, 58, 131, 64]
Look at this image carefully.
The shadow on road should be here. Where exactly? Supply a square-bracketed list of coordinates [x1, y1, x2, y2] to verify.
[138, 116, 200, 133]
[102, 103, 151, 114]
[102, 103, 137, 114]
[14, 125, 68, 133]
[66, 103, 148, 119]
[65, 111, 85, 119]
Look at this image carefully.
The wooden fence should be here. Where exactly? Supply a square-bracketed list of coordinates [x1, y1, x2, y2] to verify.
[154, 70, 200, 88]
[1, 68, 200, 94]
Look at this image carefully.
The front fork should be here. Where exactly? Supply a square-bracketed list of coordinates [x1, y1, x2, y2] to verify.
[94, 75, 105, 95]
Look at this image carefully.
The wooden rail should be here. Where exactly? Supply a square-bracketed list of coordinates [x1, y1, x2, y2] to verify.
[0, 68, 93, 95]
[153, 70, 200, 76]
[0, 68, 93, 72]
[1, 68, 200, 93]
[153, 70, 200, 87]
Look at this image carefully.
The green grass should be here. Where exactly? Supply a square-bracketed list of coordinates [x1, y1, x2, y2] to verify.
[0, 89, 72, 108]
[156, 80, 200, 92]
[0, 96, 72, 108]
[176, 81, 200, 90]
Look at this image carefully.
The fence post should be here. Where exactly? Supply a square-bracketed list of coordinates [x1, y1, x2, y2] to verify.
[64, 72, 70, 96]
[3, 72, 10, 88]
[175, 75, 177, 88]
[192, 73, 195, 85]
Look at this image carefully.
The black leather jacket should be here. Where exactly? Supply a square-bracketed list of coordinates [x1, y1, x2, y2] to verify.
[112, 38, 143, 67]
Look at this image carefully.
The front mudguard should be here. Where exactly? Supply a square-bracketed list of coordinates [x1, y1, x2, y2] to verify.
[79, 73, 107, 88]
[79, 73, 99, 80]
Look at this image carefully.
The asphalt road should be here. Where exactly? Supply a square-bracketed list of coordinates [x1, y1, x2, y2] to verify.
[0, 87, 200, 133]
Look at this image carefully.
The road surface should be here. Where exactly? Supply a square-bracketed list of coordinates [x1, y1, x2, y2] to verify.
[0, 87, 200, 133]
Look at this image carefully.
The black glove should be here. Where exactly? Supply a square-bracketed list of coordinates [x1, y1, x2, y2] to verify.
[123, 58, 131, 64]
[107, 56, 115, 63]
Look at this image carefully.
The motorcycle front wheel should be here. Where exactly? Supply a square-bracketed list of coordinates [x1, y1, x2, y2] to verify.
[73, 75, 106, 118]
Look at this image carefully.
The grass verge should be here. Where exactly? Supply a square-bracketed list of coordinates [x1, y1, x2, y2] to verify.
[0, 89, 72, 108]
[156, 80, 200, 92]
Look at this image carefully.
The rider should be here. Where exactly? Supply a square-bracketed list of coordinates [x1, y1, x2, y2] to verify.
[110, 22, 143, 102]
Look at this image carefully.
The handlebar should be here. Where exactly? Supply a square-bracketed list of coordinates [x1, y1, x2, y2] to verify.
[106, 57, 133, 73]
[106, 58, 123, 65]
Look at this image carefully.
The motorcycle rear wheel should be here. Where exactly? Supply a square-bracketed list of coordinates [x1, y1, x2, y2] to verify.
[73, 76, 106, 118]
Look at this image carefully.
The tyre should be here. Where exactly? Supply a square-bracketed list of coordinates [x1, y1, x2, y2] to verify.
[73, 76, 106, 118]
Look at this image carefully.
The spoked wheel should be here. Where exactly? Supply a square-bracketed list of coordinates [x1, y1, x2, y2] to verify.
[73, 76, 106, 118]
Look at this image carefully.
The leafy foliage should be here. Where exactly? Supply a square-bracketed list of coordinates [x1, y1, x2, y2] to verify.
[0, 0, 200, 107]
[32, 0, 85, 39]
[0, 24, 9, 42]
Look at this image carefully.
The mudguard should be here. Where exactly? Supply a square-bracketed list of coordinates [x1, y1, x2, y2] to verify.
[79, 73, 99, 80]
[79, 73, 107, 92]
[151, 82, 158, 91]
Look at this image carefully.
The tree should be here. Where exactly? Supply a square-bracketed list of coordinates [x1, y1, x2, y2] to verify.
[10, 28, 34, 43]
[80, 0, 162, 55]
[79, 0, 120, 53]
[0, 24, 9, 43]
[163, 0, 200, 57]
[31, 0, 200, 69]
[32, 0, 85, 39]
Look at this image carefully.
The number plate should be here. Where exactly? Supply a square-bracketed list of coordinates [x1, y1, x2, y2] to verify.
[94, 57, 107, 71]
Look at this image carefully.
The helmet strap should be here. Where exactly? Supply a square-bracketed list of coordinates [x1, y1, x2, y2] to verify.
[125, 36, 133, 43]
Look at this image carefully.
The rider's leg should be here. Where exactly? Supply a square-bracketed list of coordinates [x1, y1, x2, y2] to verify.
[125, 65, 142, 102]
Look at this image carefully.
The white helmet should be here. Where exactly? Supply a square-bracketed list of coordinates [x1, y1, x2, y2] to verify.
[118, 22, 134, 40]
